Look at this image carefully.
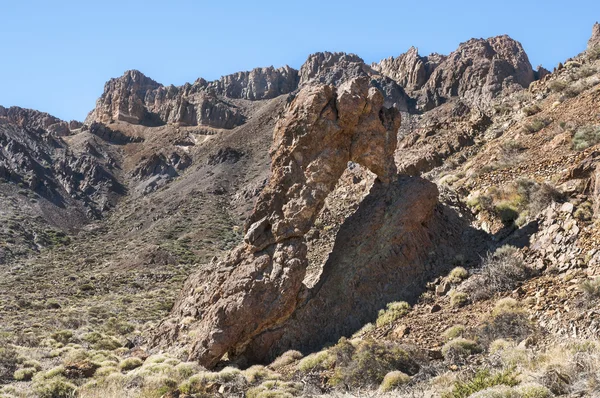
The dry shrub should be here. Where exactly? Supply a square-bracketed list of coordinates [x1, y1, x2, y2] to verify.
[465, 246, 531, 301]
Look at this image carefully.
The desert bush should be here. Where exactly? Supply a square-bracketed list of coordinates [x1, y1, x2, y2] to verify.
[549, 80, 568, 92]
[516, 383, 553, 398]
[443, 325, 466, 340]
[523, 117, 551, 134]
[297, 350, 332, 373]
[270, 350, 303, 369]
[51, 330, 74, 344]
[522, 105, 541, 116]
[478, 299, 532, 347]
[82, 332, 122, 350]
[465, 246, 530, 301]
[450, 291, 469, 308]
[449, 267, 469, 283]
[443, 367, 519, 398]
[442, 338, 482, 359]
[34, 377, 77, 398]
[574, 201, 593, 221]
[246, 380, 303, 398]
[376, 301, 410, 327]
[495, 202, 520, 224]
[243, 365, 280, 384]
[379, 370, 411, 392]
[572, 125, 600, 151]
[0, 345, 20, 381]
[118, 357, 143, 371]
[13, 367, 37, 381]
[580, 277, 600, 299]
[330, 339, 419, 388]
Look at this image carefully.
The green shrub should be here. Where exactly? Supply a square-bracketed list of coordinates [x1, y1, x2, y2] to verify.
[51, 330, 73, 344]
[449, 267, 469, 283]
[118, 357, 143, 371]
[572, 125, 600, 151]
[442, 338, 482, 358]
[82, 332, 122, 350]
[13, 367, 37, 381]
[516, 383, 553, 398]
[450, 291, 469, 308]
[330, 339, 418, 387]
[443, 368, 519, 398]
[297, 350, 332, 373]
[34, 377, 77, 398]
[376, 301, 411, 327]
[243, 365, 280, 384]
[246, 380, 303, 398]
[443, 325, 466, 340]
[379, 370, 411, 392]
[270, 350, 303, 369]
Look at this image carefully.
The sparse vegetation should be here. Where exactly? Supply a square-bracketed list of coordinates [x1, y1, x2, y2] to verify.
[572, 125, 600, 150]
[465, 246, 530, 301]
[376, 301, 410, 327]
[449, 267, 469, 283]
[442, 338, 482, 359]
[450, 291, 469, 308]
[380, 370, 411, 392]
[443, 368, 520, 398]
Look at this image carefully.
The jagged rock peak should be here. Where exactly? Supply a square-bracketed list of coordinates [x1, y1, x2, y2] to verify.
[373, 47, 446, 92]
[86, 66, 300, 128]
[588, 22, 600, 50]
[418, 34, 535, 110]
[298, 51, 367, 85]
[208, 65, 299, 100]
[0, 106, 71, 136]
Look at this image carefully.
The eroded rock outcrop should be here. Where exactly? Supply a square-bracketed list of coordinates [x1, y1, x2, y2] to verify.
[374, 36, 535, 111]
[588, 22, 600, 51]
[152, 77, 401, 367]
[373, 47, 446, 92]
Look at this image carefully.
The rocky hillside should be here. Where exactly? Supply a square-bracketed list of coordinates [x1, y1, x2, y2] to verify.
[1, 23, 600, 398]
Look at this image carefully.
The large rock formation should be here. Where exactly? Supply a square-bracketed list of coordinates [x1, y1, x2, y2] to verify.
[588, 22, 600, 51]
[373, 47, 446, 92]
[299, 52, 410, 111]
[85, 70, 245, 129]
[152, 77, 402, 367]
[208, 66, 299, 100]
[374, 36, 535, 111]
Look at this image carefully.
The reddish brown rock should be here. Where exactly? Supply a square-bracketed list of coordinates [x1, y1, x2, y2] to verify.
[152, 77, 401, 367]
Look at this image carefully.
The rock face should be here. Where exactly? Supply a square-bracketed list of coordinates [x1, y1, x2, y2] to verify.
[86, 66, 302, 129]
[85, 70, 245, 129]
[152, 77, 402, 367]
[588, 22, 600, 51]
[208, 66, 299, 100]
[373, 47, 446, 92]
[241, 176, 468, 361]
[374, 36, 535, 110]
[299, 52, 410, 111]
[0, 107, 122, 219]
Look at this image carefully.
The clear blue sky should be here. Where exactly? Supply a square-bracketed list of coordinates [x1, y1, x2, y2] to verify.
[1, 0, 599, 121]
